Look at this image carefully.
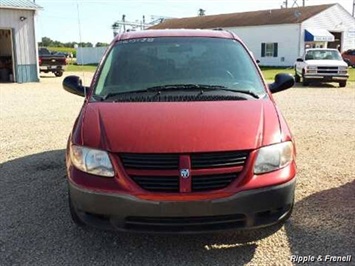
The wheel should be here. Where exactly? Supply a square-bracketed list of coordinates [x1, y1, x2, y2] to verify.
[339, 81, 347, 88]
[302, 70, 309, 86]
[294, 71, 300, 83]
[302, 75, 309, 86]
[54, 71, 63, 77]
[69, 194, 85, 227]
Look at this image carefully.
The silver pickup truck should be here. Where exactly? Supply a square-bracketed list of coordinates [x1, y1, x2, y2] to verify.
[294, 48, 349, 87]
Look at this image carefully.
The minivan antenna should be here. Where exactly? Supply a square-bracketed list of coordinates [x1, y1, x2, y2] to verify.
[76, 1, 86, 86]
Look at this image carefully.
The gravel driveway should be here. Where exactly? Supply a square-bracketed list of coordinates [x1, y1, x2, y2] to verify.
[1, 73, 354, 265]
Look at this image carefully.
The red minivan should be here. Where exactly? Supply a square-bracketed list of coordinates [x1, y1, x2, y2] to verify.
[63, 29, 296, 233]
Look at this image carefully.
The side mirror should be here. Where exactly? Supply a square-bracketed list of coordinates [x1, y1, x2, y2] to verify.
[268, 73, 295, 94]
[296, 58, 303, 62]
[63, 75, 87, 97]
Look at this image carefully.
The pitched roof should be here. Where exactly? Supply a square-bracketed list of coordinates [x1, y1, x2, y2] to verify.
[150, 4, 335, 29]
[0, 0, 42, 10]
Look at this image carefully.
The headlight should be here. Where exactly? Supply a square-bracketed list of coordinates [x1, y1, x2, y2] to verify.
[307, 66, 317, 70]
[254, 142, 294, 174]
[339, 66, 348, 74]
[306, 70, 317, 74]
[69, 145, 114, 177]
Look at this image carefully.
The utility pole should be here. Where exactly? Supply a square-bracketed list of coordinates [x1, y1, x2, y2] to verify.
[198, 8, 206, 16]
[353, 0, 355, 17]
[122, 15, 126, 32]
[291, 0, 305, 7]
[281, 0, 288, 8]
[111, 15, 172, 35]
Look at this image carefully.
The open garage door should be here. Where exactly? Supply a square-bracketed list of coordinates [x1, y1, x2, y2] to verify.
[0, 29, 15, 83]
[327, 31, 342, 51]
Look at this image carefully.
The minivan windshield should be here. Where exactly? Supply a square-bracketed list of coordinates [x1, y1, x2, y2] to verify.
[94, 37, 265, 97]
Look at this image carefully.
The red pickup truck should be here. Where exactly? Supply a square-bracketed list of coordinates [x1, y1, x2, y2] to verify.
[38, 48, 67, 77]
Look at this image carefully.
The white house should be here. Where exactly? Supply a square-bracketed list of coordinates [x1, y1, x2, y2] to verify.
[0, 0, 41, 83]
[151, 4, 355, 67]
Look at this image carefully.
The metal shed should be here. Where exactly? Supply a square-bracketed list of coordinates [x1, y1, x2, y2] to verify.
[0, 0, 41, 83]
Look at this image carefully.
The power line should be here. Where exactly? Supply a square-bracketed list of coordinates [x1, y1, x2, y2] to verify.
[111, 15, 172, 36]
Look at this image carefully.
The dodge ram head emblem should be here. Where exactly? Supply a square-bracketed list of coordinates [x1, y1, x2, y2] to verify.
[180, 169, 190, 178]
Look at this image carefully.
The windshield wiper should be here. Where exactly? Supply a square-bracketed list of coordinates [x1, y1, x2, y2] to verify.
[99, 85, 226, 100]
[146, 84, 260, 98]
[97, 84, 260, 101]
[100, 89, 151, 100]
[145, 84, 225, 91]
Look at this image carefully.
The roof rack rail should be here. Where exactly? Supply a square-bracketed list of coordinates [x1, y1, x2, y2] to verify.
[212, 28, 224, 31]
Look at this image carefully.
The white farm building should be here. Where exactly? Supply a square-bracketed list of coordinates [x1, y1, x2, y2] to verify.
[0, 0, 41, 83]
[151, 4, 355, 66]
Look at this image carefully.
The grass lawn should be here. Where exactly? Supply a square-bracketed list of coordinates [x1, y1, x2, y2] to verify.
[67, 64, 98, 72]
[260, 67, 294, 80]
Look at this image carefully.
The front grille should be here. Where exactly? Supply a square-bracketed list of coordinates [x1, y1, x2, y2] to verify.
[119, 151, 248, 193]
[317, 66, 338, 70]
[131, 176, 179, 192]
[120, 153, 179, 170]
[121, 151, 248, 170]
[192, 173, 237, 191]
[316, 66, 339, 74]
[125, 214, 247, 232]
[318, 70, 338, 74]
[191, 151, 248, 169]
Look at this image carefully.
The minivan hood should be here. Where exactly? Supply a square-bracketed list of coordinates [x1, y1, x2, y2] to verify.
[79, 100, 281, 153]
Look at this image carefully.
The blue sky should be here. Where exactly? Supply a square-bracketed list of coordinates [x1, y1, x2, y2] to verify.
[35, 0, 354, 45]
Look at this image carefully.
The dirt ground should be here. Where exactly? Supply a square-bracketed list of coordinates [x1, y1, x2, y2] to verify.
[0, 72, 354, 265]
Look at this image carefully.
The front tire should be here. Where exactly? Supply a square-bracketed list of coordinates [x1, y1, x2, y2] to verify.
[294, 71, 300, 83]
[302, 70, 309, 86]
[302, 76, 310, 86]
[339, 81, 347, 88]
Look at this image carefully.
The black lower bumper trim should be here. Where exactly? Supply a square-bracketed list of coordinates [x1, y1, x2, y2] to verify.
[69, 178, 296, 233]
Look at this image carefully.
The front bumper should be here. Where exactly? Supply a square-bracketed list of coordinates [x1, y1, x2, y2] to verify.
[69, 178, 296, 233]
[304, 74, 348, 81]
[39, 65, 66, 72]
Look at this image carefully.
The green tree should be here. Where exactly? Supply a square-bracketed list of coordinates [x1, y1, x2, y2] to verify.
[40, 37, 53, 47]
[95, 42, 109, 47]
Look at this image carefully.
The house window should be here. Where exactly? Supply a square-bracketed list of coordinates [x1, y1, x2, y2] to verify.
[261, 43, 278, 57]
